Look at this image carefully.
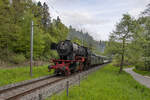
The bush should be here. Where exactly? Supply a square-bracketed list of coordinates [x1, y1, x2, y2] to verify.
[112, 59, 120, 67]
[50, 51, 58, 58]
[10, 54, 26, 64]
[111, 54, 121, 67]
[135, 60, 145, 70]
[112, 54, 133, 67]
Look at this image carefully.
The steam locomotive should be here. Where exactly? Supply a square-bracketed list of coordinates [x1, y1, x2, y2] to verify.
[48, 40, 109, 75]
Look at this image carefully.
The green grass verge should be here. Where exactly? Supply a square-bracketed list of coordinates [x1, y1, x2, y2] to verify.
[0, 65, 53, 86]
[133, 68, 150, 77]
[48, 64, 150, 100]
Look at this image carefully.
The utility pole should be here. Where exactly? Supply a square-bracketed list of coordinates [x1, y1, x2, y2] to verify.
[30, 21, 34, 77]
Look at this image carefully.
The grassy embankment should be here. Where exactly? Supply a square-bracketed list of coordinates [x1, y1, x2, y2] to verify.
[0, 65, 53, 86]
[48, 64, 150, 100]
[133, 68, 150, 77]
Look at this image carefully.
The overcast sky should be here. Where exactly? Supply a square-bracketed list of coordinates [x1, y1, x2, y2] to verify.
[35, 0, 149, 41]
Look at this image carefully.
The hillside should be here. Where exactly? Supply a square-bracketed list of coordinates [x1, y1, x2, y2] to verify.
[68, 26, 106, 54]
[0, 0, 106, 67]
[0, 0, 68, 65]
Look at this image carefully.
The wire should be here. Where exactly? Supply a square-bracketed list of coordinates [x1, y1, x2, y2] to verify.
[45, 0, 63, 19]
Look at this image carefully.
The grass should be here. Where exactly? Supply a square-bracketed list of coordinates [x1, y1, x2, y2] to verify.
[48, 64, 150, 100]
[133, 68, 150, 77]
[0, 65, 53, 86]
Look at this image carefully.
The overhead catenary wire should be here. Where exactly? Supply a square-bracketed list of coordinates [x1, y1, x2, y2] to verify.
[44, 0, 88, 45]
[45, 0, 64, 19]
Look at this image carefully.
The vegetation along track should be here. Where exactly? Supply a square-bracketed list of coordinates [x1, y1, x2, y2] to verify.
[0, 64, 107, 100]
[0, 75, 65, 100]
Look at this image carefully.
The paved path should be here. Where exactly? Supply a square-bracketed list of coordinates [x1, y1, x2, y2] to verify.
[124, 67, 150, 88]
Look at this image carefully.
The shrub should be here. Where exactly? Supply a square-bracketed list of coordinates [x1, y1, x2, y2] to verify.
[135, 60, 145, 70]
[10, 54, 26, 64]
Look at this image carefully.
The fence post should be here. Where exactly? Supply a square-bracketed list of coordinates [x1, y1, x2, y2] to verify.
[79, 74, 80, 87]
[39, 94, 42, 100]
[66, 81, 69, 97]
[86, 71, 88, 79]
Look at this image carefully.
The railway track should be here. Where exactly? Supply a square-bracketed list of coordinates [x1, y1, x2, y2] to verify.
[0, 64, 108, 100]
[0, 75, 65, 100]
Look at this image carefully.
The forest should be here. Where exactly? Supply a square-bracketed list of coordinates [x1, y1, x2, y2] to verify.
[0, 0, 69, 65]
[0, 0, 104, 66]
[105, 4, 150, 72]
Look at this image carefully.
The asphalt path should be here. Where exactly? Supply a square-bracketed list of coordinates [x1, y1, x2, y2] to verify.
[124, 67, 150, 88]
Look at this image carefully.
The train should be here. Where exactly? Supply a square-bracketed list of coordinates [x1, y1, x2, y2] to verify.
[48, 40, 110, 75]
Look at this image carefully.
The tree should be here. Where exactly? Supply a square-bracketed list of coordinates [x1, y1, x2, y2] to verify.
[142, 3, 150, 16]
[139, 17, 150, 71]
[134, 4, 150, 71]
[107, 14, 134, 73]
[0, 0, 69, 65]
[42, 2, 51, 29]
[37, 1, 42, 7]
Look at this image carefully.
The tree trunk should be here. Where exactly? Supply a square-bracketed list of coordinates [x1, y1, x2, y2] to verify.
[119, 39, 125, 73]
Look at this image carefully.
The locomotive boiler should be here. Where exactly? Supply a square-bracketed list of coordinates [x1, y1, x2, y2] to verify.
[51, 40, 88, 60]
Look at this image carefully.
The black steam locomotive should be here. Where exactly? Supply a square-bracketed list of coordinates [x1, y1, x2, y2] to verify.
[48, 40, 109, 75]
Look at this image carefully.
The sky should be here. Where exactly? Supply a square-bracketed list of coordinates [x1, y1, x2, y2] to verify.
[35, 0, 150, 41]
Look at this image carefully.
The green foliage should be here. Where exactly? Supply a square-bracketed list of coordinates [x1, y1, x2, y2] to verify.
[0, 65, 53, 86]
[48, 64, 150, 100]
[10, 54, 26, 64]
[105, 5, 150, 71]
[71, 37, 82, 45]
[105, 40, 122, 56]
[130, 6, 150, 71]
[135, 60, 145, 70]
[0, 0, 69, 64]
[68, 26, 105, 53]
[133, 68, 150, 77]
[111, 54, 122, 66]
[105, 14, 134, 73]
